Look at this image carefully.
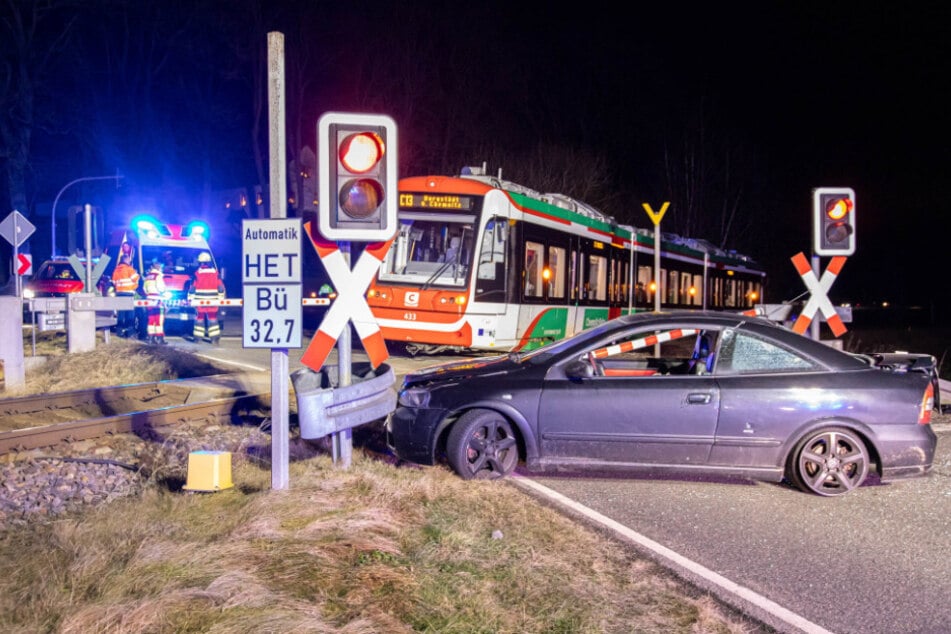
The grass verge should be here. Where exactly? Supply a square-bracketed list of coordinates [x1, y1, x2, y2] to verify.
[0, 335, 763, 633]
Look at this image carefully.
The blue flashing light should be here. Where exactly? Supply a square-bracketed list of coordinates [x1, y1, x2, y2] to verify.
[186, 221, 210, 240]
[131, 214, 162, 237]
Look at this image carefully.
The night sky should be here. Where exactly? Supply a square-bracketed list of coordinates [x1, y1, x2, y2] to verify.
[2, 1, 948, 319]
[484, 3, 948, 311]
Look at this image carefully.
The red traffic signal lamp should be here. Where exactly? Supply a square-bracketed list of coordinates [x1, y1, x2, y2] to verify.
[813, 187, 856, 256]
[318, 112, 398, 242]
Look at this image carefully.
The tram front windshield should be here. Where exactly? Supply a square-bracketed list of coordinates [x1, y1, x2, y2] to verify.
[378, 212, 476, 288]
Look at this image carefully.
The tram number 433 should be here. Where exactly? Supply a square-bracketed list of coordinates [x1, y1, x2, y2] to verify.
[247, 318, 296, 344]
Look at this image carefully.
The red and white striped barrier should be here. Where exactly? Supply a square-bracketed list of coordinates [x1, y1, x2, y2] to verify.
[591, 329, 698, 359]
[134, 297, 332, 308]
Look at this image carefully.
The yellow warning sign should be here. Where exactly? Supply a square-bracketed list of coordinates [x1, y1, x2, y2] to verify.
[641, 202, 670, 226]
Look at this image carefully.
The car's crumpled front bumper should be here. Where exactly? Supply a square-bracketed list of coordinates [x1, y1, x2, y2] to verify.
[386, 405, 447, 466]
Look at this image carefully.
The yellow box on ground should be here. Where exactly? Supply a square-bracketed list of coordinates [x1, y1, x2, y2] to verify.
[183, 450, 234, 492]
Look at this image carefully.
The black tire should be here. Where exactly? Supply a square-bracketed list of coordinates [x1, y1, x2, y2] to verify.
[445, 409, 519, 480]
[789, 427, 869, 496]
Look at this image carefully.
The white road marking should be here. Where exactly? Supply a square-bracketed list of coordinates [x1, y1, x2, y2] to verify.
[513, 476, 835, 634]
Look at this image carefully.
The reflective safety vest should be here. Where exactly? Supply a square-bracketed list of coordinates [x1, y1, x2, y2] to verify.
[112, 263, 140, 294]
[143, 270, 166, 298]
[189, 266, 223, 302]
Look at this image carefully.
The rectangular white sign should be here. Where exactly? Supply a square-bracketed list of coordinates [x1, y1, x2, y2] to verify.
[242, 218, 303, 283]
[243, 283, 303, 348]
[242, 218, 303, 348]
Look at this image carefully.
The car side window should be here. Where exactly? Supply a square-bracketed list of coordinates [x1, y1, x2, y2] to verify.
[716, 329, 817, 374]
[585, 328, 717, 377]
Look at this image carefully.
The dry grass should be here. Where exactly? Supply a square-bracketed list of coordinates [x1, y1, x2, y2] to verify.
[0, 454, 760, 633]
[0, 336, 764, 633]
[8, 331, 230, 395]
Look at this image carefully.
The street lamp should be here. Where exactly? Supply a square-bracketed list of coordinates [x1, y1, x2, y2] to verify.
[50, 171, 123, 257]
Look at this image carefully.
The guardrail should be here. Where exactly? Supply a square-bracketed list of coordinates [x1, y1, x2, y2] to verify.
[291, 362, 397, 439]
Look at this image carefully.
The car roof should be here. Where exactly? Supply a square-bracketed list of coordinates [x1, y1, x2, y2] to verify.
[609, 310, 868, 371]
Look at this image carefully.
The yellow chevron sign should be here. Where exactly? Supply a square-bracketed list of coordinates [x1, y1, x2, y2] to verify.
[642, 202, 670, 226]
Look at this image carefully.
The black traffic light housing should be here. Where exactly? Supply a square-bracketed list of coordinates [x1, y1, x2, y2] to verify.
[813, 187, 856, 256]
[318, 112, 398, 242]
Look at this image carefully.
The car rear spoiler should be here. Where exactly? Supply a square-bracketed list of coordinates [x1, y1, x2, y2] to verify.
[853, 352, 941, 410]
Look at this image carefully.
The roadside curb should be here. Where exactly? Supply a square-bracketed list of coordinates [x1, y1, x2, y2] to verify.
[510, 475, 835, 634]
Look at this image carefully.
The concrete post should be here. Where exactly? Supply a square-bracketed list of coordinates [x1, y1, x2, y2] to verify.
[0, 296, 25, 389]
[67, 292, 97, 353]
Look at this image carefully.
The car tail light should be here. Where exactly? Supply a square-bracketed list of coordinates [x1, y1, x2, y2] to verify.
[918, 383, 934, 425]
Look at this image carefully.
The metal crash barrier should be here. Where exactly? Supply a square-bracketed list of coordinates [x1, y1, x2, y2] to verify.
[28, 294, 133, 354]
[291, 362, 396, 439]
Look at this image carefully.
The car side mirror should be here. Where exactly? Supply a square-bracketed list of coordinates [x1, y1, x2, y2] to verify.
[564, 360, 593, 381]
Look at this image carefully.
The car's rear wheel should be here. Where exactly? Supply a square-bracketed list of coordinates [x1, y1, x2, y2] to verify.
[446, 409, 519, 480]
[790, 427, 869, 496]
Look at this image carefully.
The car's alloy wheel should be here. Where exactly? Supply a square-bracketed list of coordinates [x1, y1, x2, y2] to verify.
[792, 427, 869, 496]
[446, 409, 519, 480]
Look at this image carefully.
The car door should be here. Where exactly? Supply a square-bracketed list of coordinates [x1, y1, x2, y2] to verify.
[707, 328, 826, 469]
[536, 328, 721, 466]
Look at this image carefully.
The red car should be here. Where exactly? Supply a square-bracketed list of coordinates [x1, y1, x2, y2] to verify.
[23, 257, 113, 298]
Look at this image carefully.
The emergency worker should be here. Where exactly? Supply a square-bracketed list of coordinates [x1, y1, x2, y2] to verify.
[111, 254, 140, 337]
[143, 261, 167, 345]
[187, 251, 225, 343]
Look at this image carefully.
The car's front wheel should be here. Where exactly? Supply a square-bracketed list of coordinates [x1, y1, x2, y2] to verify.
[446, 409, 519, 480]
[790, 427, 870, 496]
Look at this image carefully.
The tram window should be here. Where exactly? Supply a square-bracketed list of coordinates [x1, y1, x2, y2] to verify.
[724, 277, 737, 307]
[587, 254, 607, 301]
[549, 246, 566, 298]
[711, 277, 723, 308]
[690, 274, 703, 306]
[477, 218, 506, 281]
[637, 266, 652, 306]
[666, 269, 678, 304]
[525, 241, 544, 297]
[570, 249, 581, 301]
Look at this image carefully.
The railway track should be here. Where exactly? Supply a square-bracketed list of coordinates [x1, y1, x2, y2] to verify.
[0, 374, 271, 454]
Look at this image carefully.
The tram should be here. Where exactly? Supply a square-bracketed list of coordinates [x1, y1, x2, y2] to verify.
[366, 167, 766, 353]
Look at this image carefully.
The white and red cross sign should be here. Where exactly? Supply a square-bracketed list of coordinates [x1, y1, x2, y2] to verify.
[299, 222, 393, 371]
[790, 252, 847, 337]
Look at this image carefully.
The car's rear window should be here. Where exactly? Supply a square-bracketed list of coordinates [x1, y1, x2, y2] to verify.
[717, 329, 819, 374]
[39, 264, 80, 280]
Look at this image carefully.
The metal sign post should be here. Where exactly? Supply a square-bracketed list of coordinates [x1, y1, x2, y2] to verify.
[0, 210, 36, 298]
[641, 202, 669, 313]
[265, 30, 291, 490]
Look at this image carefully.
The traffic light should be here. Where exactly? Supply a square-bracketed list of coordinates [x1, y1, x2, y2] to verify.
[317, 112, 398, 242]
[813, 187, 856, 256]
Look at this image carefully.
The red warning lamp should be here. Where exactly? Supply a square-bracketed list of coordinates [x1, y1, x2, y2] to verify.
[813, 187, 856, 256]
[826, 197, 852, 221]
[318, 113, 398, 241]
[339, 132, 384, 173]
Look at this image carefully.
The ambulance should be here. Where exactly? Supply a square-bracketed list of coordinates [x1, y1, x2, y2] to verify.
[103, 215, 221, 338]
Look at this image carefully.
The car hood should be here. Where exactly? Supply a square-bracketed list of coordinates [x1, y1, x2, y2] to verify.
[403, 354, 522, 387]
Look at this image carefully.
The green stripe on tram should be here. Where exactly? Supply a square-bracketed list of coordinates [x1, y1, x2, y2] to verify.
[522, 308, 569, 350]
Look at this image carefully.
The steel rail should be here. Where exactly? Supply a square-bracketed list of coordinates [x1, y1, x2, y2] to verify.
[0, 392, 270, 454]
[0, 382, 186, 420]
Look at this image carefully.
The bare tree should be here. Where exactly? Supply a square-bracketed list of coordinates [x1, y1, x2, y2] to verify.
[660, 99, 756, 251]
[0, 0, 79, 215]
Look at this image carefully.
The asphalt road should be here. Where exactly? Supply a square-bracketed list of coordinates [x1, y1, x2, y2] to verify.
[180, 324, 951, 634]
[523, 424, 950, 634]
